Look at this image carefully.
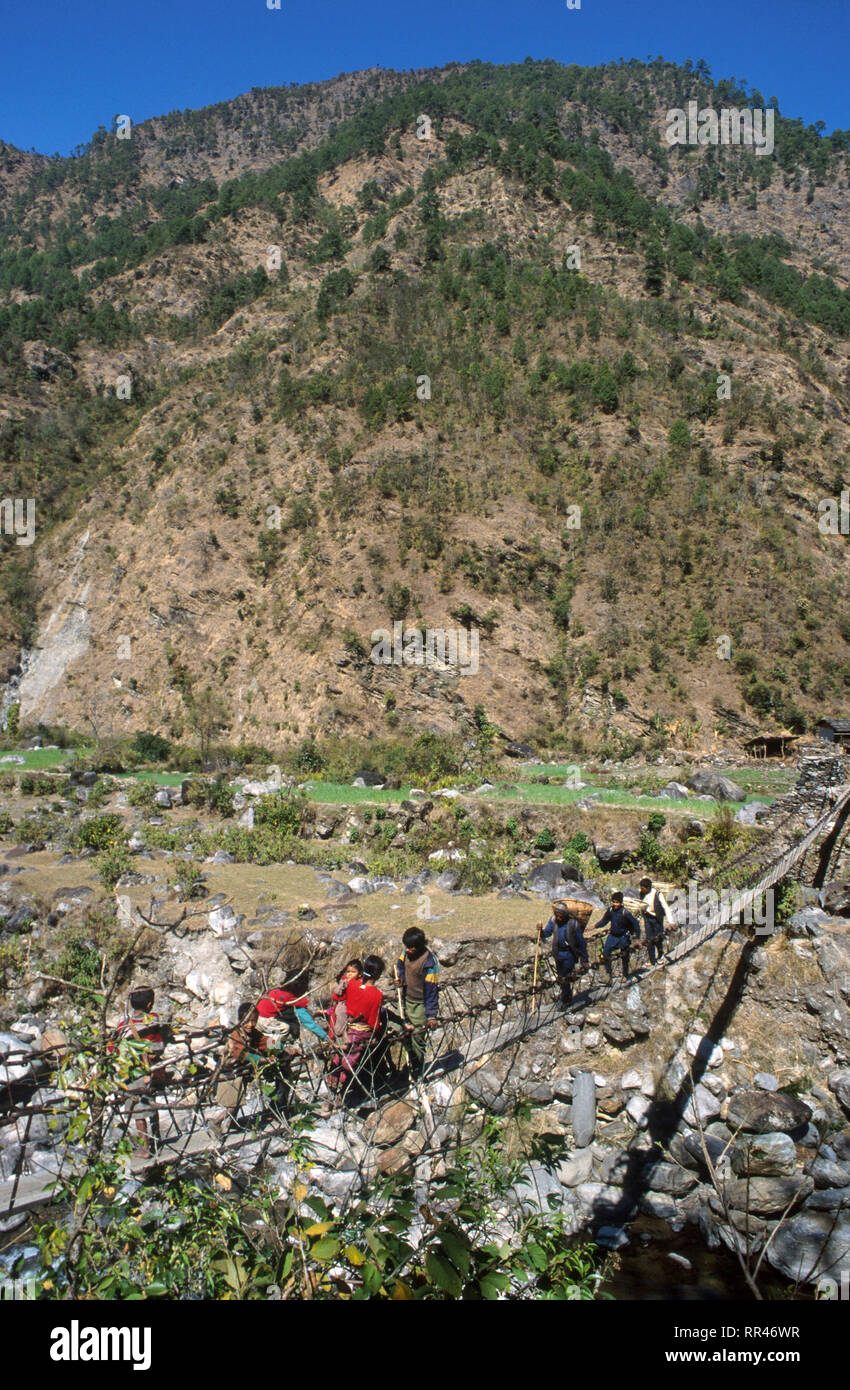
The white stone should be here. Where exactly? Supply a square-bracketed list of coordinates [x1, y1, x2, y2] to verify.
[209, 907, 237, 937]
[683, 1083, 722, 1126]
[185, 969, 211, 1000]
[556, 1149, 594, 1187]
[582, 1029, 601, 1050]
[621, 1070, 643, 1090]
[685, 1033, 724, 1068]
[626, 1095, 652, 1126]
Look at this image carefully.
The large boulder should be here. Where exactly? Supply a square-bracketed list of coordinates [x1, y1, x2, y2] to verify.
[805, 1157, 850, 1189]
[601, 988, 652, 1045]
[820, 881, 850, 917]
[528, 862, 568, 891]
[508, 1164, 564, 1218]
[765, 1210, 850, 1285]
[593, 842, 635, 871]
[686, 770, 746, 802]
[658, 782, 690, 799]
[644, 1161, 699, 1196]
[364, 1101, 416, 1148]
[730, 1132, 798, 1177]
[556, 1149, 594, 1187]
[725, 1090, 812, 1136]
[353, 770, 385, 787]
[711, 1175, 813, 1217]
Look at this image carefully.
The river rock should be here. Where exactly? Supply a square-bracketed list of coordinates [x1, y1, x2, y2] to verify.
[556, 1149, 594, 1187]
[681, 1129, 731, 1170]
[364, 1101, 416, 1147]
[804, 1157, 850, 1189]
[626, 1094, 652, 1126]
[465, 1068, 510, 1114]
[640, 1193, 681, 1221]
[571, 1072, 596, 1147]
[575, 1183, 637, 1220]
[828, 1070, 850, 1118]
[208, 906, 238, 937]
[765, 1210, 850, 1284]
[832, 1132, 850, 1162]
[644, 1161, 699, 1196]
[683, 1084, 722, 1127]
[712, 1174, 813, 1216]
[729, 1131, 796, 1177]
[725, 1089, 812, 1135]
[803, 1188, 850, 1212]
[509, 1163, 563, 1218]
[601, 990, 651, 1045]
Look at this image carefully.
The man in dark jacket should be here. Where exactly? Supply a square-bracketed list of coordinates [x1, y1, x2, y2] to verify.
[539, 903, 590, 1006]
[597, 891, 642, 980]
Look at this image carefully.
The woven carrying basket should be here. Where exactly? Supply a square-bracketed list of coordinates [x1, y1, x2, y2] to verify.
[555, 897, 594, 922]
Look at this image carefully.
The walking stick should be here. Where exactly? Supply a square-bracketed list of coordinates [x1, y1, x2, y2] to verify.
[532, 921, 542, 1009]
[396, 983, 409, 1070]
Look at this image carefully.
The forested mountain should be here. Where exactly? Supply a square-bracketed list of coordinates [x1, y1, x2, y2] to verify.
[2, 57, 850, 757]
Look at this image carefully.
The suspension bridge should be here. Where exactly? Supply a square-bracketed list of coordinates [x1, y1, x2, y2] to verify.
[2, 756, 850, 1222]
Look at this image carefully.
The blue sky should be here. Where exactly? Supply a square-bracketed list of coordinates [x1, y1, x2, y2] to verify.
[2, 0, 848, 156]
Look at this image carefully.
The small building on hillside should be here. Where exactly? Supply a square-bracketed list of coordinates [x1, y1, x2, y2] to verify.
[743, 730, 796, 759]
[816, 718, 850, 749]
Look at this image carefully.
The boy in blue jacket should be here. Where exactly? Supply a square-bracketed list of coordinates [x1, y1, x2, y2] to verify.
[597, 891, 642, 980]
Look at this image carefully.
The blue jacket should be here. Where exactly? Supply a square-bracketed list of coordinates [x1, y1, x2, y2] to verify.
[541, 917, 589, 968]
[598, 905, 641, 940]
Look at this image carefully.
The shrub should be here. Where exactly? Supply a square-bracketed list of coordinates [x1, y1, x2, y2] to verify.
[133, 732, 172, 763]
[564, 831, 590, 857]
[127, 781, 156, 810]
[534, 827, 557, 853]
[76, 815, 124, 851]
[97, 844, 133, 890]
[254, 789, 309, 834]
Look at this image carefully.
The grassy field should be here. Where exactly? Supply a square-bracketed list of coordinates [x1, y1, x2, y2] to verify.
[0, 746, 794, 812]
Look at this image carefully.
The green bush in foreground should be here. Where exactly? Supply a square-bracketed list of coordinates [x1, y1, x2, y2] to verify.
[30, 1024, 609, 1301]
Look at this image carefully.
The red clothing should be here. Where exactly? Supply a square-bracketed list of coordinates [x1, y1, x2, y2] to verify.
[257, 988, 307, 1017]
[345, 979, 383, 1032]
[107, 1010, 163, 1054]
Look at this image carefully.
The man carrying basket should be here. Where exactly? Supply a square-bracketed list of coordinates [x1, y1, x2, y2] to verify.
[538, 898, 591, 1007]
